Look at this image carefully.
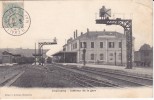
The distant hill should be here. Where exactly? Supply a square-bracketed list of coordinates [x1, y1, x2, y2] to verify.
[0, 48, 49, 58]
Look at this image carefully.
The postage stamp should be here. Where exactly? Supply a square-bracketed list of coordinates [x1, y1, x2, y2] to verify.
[2, 3, 31, 36]
[0, 0, 153, 99]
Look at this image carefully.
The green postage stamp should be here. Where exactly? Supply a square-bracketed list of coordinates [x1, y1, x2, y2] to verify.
[2, 2, 30, 36]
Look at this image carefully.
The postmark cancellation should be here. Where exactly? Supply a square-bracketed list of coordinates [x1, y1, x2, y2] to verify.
[2, 2, 31, 36]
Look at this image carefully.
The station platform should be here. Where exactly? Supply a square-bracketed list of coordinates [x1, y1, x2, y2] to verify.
[59, 63, 153, 77]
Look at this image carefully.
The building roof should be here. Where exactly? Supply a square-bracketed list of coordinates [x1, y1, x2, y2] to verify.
[139, 44, 152, 51]
[2, 51, 13, 55]
[64, 30, 128, 47]
[52, 51, 77, 56]
[85, 31, 125, 38]
[2, 51, 21, 56]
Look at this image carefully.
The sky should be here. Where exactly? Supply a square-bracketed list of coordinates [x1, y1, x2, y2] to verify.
[0, 0, 153, 56]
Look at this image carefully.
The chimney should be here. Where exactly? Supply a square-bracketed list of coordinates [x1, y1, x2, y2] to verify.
[74, 31, 76, 39]
[76, 30, 78, 38]
[81, 32, 83, 35]
[87, 28, 89, 33]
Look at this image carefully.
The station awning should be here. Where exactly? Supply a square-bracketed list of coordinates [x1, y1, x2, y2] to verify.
[32, 54, 42, 56]
[52, 51, 77, 56]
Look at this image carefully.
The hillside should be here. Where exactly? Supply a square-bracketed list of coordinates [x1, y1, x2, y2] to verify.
[0, 48, 49, 58]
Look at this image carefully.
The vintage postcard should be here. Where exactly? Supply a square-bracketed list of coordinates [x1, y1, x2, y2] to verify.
[0, 0, 153, 99]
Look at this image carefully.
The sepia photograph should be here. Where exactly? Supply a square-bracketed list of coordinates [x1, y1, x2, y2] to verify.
[0, 0, 153, 99]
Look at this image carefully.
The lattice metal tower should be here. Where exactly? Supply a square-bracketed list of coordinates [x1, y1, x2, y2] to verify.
[96, 6, 133, 69]
[38, 38, 57, 65]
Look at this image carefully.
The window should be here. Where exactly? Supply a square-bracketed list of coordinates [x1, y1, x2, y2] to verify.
[80, 42, 82, 48]
[119, 42, 122, 48]
[91, 42, 94, 48]
[80, 42, 86, 48]
[83, 42, 87, 48]
[63, 47, 66, 51]
[73, 44, 75, 49]
[100, 42, 103, 48]
[118, 53, 121, 60]
[109, 42, 114, 48]
[73, 43, 77, 49]
[75, 42, 77, 49]
[100, 54, 104, 60]
[72, 44, 74, 49]
[91, 54, 94, 60]
[82, 54, 84, 60]
[109, 53, 113, 56]
[110, 58, 113, 60]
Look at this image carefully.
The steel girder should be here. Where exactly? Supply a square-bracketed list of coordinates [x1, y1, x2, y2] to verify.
[96, 19, 132, 69]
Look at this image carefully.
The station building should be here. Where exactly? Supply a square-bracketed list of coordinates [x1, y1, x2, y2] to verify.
[134, 44, 153, 67]
[52, 29, 135, 65]
[2, 51, 21, 64]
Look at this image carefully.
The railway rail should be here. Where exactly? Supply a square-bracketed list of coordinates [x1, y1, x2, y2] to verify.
[82, 67, 153, 85]
[49, 64, 119, 87]
[75, 68, 152, 87]
[71, 73, 117, 87]
[1, 64, 152, 87]
[53, 64, 153, 87]
[0, 65, 25, 86]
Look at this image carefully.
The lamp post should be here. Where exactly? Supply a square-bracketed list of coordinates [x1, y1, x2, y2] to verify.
[83, 48, 86, 66]
[83, 42, 86, 66]
[114, 52, 116, 66]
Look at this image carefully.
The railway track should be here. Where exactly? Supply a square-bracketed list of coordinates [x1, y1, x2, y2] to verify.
[75, 68, 151, 87]
[52, 64, 153, 87]
[1, 64, 151, 87]
[83, 66, 153, 79]
[0, 65, 25, 87]
[71, 73, 117, 87]
[49, 64, 118, 87]
[83, 67, 152, 86]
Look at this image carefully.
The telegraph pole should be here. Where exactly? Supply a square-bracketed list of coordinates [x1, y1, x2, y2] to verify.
[42, 46, 43, 66]
[64, 39, 66, 63]
[96, 6, 133, 69]
[38, 43, 42, 65]
[121, 39, 123, 66]
[35, 43, 36, 65]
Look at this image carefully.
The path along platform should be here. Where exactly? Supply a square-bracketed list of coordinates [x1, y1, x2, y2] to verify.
[59, 63, 153, 78]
